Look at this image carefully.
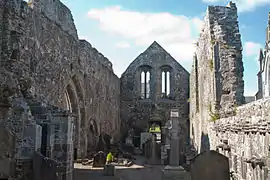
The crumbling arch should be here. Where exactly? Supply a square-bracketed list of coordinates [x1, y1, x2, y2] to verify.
[63, 75, 86, 159]
[87, 119, 98, 154]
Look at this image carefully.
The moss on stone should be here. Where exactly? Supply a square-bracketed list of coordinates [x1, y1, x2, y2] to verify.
[209, 59, 214, 70]
[208, 104, 220, 122]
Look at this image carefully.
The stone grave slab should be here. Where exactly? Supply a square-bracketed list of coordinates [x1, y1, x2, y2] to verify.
[93, 151, 106, 167]
[190, 150, 230, 180]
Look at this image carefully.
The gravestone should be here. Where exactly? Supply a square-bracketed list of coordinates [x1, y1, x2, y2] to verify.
[103, 164, 115, 176]
[93, 151, 106, 167]
[169, 109, 181, 166]
[190, 150, 230, 180]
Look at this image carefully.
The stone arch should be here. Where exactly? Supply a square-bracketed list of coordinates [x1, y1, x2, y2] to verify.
[87, 119, 98, 154]
[62, 75, 86, 159]
[160, 65, 173, 98]
[138, 65, 152, 99]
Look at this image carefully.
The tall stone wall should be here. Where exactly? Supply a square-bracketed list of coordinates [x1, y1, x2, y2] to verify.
[208, 99, 270, 180]
[120, 41, 189, 150]
[0, 0, 120, 178]
[190, 2, 245, 153]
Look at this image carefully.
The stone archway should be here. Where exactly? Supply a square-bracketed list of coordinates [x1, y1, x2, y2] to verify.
[87, 119, 98, 155]
[62, 75, 86, 159]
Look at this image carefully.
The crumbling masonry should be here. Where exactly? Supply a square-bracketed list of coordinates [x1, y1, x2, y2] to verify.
[0, 0, 120, 179]
[190, 2, 270, 180]
[1, 0, 270, 180]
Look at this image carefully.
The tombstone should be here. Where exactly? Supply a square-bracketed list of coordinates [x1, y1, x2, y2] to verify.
[190, 150, 230, 180]
[169, 109, 181, 166]
[92, 151, 106, 167]
[103, 164, 115, 176]
[140, 132, 152, 150]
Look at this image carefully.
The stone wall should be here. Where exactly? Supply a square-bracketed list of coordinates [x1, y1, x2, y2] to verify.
[208, 98, 270, 180]
[190, 2, 245, 153]
[256, 12, 270, 99]
[120, 41, 189, 150]
[0, 0, 120, 179]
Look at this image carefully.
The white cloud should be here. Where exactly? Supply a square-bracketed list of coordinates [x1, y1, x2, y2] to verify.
[243, 41, 262, 57]
[202, 0, 270, 12]
[115, 41, 130, 48]
[87, 6, 203, 62]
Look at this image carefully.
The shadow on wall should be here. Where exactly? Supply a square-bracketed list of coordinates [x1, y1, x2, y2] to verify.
[200, 133, 210, 153]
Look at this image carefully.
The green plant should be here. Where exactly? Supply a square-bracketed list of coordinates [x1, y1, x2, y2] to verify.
[210, 39, 216, 45]
[208, 104, 220, 122]
[209, 59, 214, 70]
[232, 104, 238, 116]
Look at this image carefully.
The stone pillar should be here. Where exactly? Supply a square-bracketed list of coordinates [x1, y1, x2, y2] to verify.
[169, 109, 181, 166]
[162, 110, 190, 180]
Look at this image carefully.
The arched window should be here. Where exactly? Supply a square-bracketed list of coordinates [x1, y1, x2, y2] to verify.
[161, 70, 171, 97]
[64, 90, 72, 112]
[141, 70, 151, 99]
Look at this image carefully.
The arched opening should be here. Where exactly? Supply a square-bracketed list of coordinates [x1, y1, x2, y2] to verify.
[87, 119, 98, 155]
[162, 71, 170, 96]
[62, 76, 85, 160]
[140, 70, 151, 99]
[161, 65, 172, 98]
[64, 83, 80, 160]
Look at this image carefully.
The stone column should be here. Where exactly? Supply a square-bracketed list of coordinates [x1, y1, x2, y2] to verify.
[162, 109, 190, 180]
[169, 109, 180, 166]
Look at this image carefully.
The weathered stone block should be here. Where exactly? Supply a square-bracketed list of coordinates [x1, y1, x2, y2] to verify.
[190, 150, 230, 180]
[162, 166, 190, 180]
[103, 164, 115, 176]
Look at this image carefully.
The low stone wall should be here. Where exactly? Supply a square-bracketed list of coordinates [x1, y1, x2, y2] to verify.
[209, 98, 270, 179]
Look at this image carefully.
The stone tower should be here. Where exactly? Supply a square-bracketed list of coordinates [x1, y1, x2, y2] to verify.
[189, 1, 245, 152]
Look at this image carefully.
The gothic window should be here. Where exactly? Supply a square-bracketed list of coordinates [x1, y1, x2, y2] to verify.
[64, 90, 72, 112]
[141, 70, 151, 99]
[161, 69, 171, 98]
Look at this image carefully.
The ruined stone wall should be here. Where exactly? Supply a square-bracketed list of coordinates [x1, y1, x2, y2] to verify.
[0, 0, 120, 178]
[208, 99, 270, 180]
[258, 12, 270, 98]
[190, 2, 245, 152]
[120, 42, 189, 148]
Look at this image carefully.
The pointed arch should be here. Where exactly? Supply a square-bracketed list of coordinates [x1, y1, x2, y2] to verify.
[62, 75, 86, 159]
[87, 119, 98, 153]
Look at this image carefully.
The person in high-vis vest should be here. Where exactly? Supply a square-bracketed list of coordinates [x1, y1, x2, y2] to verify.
[106, 152, 113, 164]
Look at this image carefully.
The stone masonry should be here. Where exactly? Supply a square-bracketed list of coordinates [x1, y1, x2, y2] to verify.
[190, 2, 270, 180]
[208, 99, 270, 180]
[256, 12, 270, 100]
[0, 0, 120, 179]
[120, 41, 189, 152]
[190, 1, 245, 153]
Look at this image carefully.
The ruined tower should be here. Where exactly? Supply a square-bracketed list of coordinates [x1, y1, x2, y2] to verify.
[190, 2, 245, 152]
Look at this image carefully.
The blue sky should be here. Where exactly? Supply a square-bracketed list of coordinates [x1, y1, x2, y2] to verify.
[61, 0, 270, 96]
